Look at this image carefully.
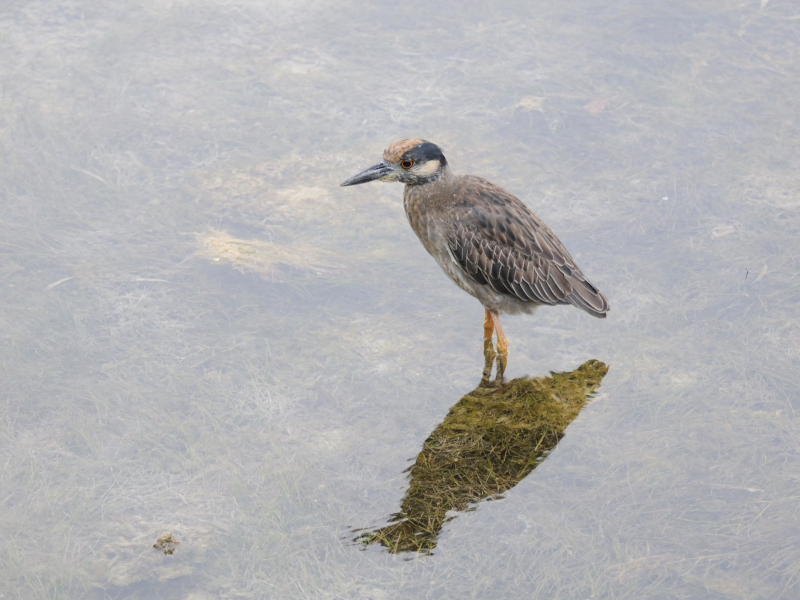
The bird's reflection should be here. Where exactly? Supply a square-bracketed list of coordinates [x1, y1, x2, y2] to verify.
[354, 359, 608, 555]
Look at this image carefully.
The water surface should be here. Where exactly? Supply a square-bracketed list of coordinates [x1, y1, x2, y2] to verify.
[1, 1, 799, 598]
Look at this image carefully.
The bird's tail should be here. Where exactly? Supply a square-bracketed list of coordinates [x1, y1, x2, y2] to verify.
[566, 278, 609, 318]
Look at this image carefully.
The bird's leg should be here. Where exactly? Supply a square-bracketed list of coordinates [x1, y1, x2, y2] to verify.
[483, 308, 495, 341]
[481, 309, 497, 386]
[493, 311, 508, 383]
[482, 341, 496, 386]
[494, 313, 508, 355]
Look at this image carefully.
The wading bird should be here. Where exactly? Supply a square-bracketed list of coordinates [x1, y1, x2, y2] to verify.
[340, 139, 608, 381]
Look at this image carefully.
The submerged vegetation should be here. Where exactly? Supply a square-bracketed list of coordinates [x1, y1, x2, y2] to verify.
[357, 360, 608, 553]
[1, 0, 799, 598]
[197, 229, 336, 278]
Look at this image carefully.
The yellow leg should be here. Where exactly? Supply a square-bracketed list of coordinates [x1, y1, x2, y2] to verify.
[481, 309, 509, 385]
[481, 309, 496, 386]
[494, 313, 509, 356]
[483, 308, 495, 341]
[493, 311, 508, 383]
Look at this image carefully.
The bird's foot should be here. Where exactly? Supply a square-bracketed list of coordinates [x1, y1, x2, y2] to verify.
[480, 339, 508, 387]
[494, 350, 508, 385]
[480, 339, 497, 387]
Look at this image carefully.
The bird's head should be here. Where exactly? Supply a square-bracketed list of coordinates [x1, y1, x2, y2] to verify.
[340, 139, 448, 187]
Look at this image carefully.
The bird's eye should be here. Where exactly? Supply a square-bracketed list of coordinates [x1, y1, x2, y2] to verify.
[400, 160, 415, 169]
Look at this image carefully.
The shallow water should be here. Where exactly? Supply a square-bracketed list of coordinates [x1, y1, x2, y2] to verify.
[1, 0, 799, 598]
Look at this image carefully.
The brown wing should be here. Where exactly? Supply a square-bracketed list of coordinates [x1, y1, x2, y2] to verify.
[446, 175, 609, 318]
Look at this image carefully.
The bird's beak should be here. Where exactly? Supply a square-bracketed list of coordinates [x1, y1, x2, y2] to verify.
[339, 161, 394, 187]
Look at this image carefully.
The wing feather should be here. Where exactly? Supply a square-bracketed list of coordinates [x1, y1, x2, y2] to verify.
[444, 175, 609, 318]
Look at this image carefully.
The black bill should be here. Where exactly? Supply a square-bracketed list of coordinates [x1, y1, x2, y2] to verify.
[339, 162, 393, 187]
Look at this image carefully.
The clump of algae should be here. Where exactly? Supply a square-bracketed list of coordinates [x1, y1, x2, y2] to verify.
[356, 359, 608, 554]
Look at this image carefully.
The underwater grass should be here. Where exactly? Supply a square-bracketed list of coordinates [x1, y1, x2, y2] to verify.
[0, 0, 799, 598]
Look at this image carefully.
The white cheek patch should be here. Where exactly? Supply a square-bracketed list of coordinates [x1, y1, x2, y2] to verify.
[413, 160, 441, 177]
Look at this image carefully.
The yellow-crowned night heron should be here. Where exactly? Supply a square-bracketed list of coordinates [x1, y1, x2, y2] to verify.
[341, 139, 608, 378]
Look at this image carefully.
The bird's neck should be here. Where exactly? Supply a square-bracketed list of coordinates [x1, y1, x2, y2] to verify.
[403, 166, 456, 217]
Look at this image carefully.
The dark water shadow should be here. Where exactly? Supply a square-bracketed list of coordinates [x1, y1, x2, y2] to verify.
[353, 359, 608, 555]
